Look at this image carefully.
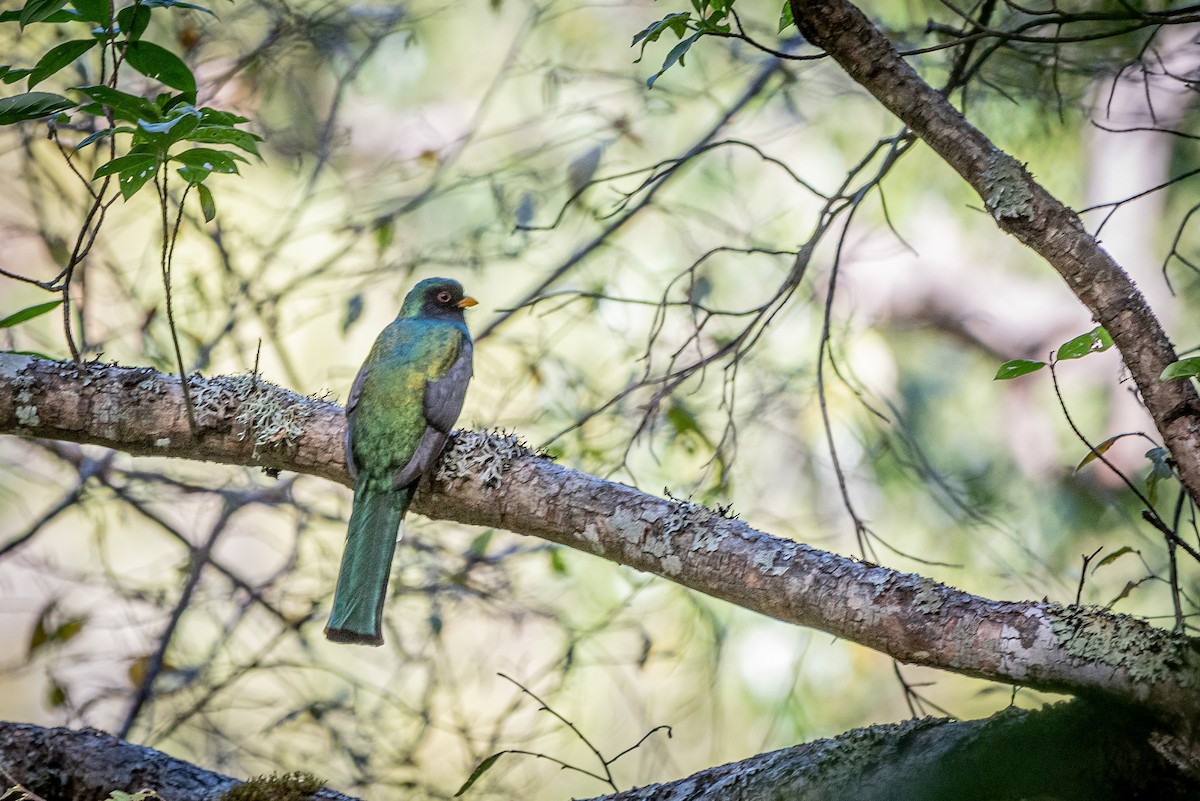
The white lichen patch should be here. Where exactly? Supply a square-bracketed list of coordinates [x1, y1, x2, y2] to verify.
[580, 522, 604, 554]
[751, 540, 798, 577]
[1044, 603, 1192, 684]
[236, 385, 310, 450]
[15, 405, 40, 427]
[137, 373, 165, 394]
[981, 151, 1034, 221]
[95, 392, 121, 438]
[191, 373, 312, 453]
[611, 506, 646, 547]
[435, 430, 534, 487]
[911, 583, 946, 613]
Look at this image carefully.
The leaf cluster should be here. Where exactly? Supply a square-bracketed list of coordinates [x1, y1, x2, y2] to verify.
[0, 0, 260, 215]
[631, 0, 737, 88]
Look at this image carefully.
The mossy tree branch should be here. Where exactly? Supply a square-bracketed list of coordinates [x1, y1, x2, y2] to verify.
[3, 352, 1199, 739]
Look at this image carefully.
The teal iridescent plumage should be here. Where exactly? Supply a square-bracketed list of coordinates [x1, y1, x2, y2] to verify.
[325, 278, 476, 646]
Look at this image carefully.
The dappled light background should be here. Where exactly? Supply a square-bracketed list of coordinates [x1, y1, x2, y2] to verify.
[2, 0, 1200, 797]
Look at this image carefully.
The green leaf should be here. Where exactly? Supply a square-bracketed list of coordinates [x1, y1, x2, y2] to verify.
[1074, 434, 1125, 472]
[647, 32, 701, 88]
[143, 0, 215, 14]
[28, 39, 97, 89]
[0, 7, 77, 23]
[19, 0, 71, 27]
[124, 41, 197, 97]
[0, 67, 35, 85]
[341, 292, 363, 333]
[1092, 546, 1134, 572]
[1145, 446, 1173, 506]
[93, 151, 161, 199]
[73, 125, 124, 150]
[372, 217, 394, 254]
[1055, 326, 1113, 361]
[455, 753, 503, 797]
[93, 151, 157, 179]
[76, 84, 158, 122]
[70, 0, 110, 22]
[1160, 357, 1200, 381]
[184, 125, 262, 157]
[28, 603, 86, 657]
[46, 679, 68, 708]
[198, 107, 249, 126]
[137, 107, 200, 141]
[778, 1, 794, 32]
[195, 181, 216, 220]
[171, 146, 244, 174]
[548, 547, 568, 575]
[0, 91, 74, 124]
[631, 12, 691, 49]
[0, 300, 62, 328]
[468, 531, 493, 557]
[994, 359, 1045, 380]
[117, 3, 152, 40]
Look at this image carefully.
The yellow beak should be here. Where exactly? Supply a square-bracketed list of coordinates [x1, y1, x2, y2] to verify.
[457, 296, 478, 308]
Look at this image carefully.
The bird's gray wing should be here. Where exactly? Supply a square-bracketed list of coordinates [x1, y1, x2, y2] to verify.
[391, 427, 449, 491]
[390, 337, 473, 490]
[424, 338, 473, 434]
[343, 360, 371, 482]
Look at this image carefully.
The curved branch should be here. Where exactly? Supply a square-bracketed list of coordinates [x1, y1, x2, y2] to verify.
[0, 721, 358, 801]
[582, 701, 1194, 801]
[0, 702, 1194, 801]
[787, 0, 1200, 508]
[2, 354, 1198, 734]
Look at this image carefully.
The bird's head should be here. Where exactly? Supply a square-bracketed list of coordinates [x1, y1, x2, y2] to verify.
[400, 277, 478, 321]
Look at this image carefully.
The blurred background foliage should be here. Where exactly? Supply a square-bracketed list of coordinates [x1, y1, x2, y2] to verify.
[2, 0, 1199, 797]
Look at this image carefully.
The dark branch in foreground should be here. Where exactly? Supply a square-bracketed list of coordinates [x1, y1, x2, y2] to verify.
[2, 701, 1196, 801]
[580, 701, 1197, 801]
[0, 721, 357, 801]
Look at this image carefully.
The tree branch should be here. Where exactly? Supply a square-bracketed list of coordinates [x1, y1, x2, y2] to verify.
[2, 353, 1198, 736]
[581, 701, 1195, 801]
[0, 721, 358, 801]
[3, 702, 1193, 801]
[787, 0, 1200, 508]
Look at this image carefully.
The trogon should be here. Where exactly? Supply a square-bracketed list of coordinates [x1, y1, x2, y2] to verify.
[325, 277, 476, 646]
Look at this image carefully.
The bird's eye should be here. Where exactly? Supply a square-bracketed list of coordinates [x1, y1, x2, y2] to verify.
[437, 291, 452, 303]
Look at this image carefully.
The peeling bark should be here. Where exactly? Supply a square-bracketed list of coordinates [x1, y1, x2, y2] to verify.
[3, 353, 1199, 737]
[787, 0, 1200, 507]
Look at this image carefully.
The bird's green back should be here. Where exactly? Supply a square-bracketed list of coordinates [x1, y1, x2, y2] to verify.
[349, 317, 466, 487]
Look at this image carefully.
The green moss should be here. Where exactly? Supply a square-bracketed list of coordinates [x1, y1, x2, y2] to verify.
[218, 772, 325, 801]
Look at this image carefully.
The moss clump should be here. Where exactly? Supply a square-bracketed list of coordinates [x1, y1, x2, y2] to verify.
[218, 771, 325, 801]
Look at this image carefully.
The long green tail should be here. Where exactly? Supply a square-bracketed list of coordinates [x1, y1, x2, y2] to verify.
[325, 482, 412, 646]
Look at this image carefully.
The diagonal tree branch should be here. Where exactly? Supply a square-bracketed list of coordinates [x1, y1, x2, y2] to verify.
[3, 353, 1199, 736]
[786, 0, 1200, 508]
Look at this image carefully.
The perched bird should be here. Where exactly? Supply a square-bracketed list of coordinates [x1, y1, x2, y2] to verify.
[325, 277, 476, 646]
